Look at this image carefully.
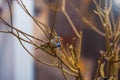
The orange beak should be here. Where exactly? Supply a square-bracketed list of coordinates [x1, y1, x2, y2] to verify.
[60, 37, 63, 41]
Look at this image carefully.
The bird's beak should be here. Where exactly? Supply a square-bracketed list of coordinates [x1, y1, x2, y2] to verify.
[60, 37, 63, 41]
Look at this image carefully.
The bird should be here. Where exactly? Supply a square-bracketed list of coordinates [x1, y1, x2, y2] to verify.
[50, 36, 63, 48]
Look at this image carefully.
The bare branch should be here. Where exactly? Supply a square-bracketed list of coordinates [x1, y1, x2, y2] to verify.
[17, 31, 58, 67]
[0, 16, 47, 43]
[17, 0, 50, 39]
[61, 0, 81, 39]
[82, 17, 105, 36]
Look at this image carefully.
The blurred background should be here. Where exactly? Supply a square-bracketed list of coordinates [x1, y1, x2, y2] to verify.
[0, 0, 120, 80]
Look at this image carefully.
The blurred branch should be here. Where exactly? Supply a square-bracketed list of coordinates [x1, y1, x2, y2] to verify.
[61, 0, 81, 39]
[82, 17, 105, 36]
[7, 0, 13, 32]
[17, 0, 50, 39]
[0, 0, 119, 80]
[67, 0, 105, 37]
[93, 0, 120, 80]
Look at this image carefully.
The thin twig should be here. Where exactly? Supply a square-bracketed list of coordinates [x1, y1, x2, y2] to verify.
[17, 0, 50, 39]
[16, 31, 58, 67]
[60, 62, 70, 80]
[82, 17, 105, 36]
[6, 0, 13, 32]
[0, 16, 47, 43]
[61, 0, 81, 39]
